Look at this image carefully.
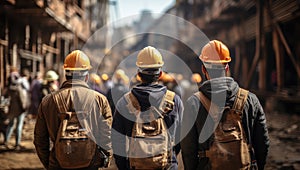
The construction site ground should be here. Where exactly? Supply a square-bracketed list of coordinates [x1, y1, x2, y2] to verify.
[0, 110, 299, 170]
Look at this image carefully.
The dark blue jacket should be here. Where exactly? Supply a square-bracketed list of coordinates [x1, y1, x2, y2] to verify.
[181, 77, 270, 170]
[112, 83, 183, 170]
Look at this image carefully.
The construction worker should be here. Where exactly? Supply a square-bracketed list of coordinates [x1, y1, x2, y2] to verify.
[112, 46, 183, 170]
[106, 69, 129, 114]
[88, 73, 105, 94]
[5, 67, 30, 150]
[182, 73, 202, 104]
[159, 72, 182, 98]
[34, 50, 112, 170]
[181, 40, 270, 170]
[101, 73, 113, 95]
[191, 73, 202, 86]
[41, 70, 59, 99]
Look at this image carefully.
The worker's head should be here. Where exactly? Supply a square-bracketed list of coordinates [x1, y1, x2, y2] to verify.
[45, 70, 59, 82]
[89, 73, 102, 85]
[191, 73, 202, 84]
[113, 69, 129, 85]
[136, 46, 164, 84]
[199, 40, 231, 79]
[63, 50, 92, 81]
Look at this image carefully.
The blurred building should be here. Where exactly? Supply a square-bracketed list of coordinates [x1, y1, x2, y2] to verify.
[173, 0, 300, 111]
[0, 0, 109, 92]
[124, 0, 300, 111]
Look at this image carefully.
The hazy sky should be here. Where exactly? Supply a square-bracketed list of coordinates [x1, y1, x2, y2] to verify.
[110, 0, 175, 25]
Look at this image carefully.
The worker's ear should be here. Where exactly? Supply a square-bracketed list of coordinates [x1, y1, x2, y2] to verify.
[201, 65, 207, 75]
[158, 71, 162, 79]
[202, 65, 210, 80]
[85, 74, 89, 82]
[225, 64, 229, 72]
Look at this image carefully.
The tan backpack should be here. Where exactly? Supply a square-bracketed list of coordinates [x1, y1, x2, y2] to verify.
[125, 90, 175, 170]
[52, 92, 105, 169]
[195, 88, 252, 170]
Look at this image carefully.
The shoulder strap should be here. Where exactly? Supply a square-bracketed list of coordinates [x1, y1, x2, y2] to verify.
[232, 88, 249, 114]
[52, 92, 69, 113]
[125, 92, 140, 115]
[195, 89, 249, 120]
[234, 89, 257, 164]
[194, 92, 221, 122]
[125, 90, 175, 115]
[159, 90, 175, 114]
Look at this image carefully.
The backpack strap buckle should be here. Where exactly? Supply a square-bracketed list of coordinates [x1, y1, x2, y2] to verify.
[159, 90, 175, 114]
[198, 150, 206, 158]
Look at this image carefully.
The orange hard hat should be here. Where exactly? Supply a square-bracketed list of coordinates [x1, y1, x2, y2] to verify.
[64, 50, 92, 71]
[199, 40, 231, 64]
[89, 73, 101, 84]
[191, 73, 202, 83]
[159, 72, 174, 83]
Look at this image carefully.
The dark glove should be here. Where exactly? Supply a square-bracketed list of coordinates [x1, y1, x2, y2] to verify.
[99, 149, 111, 168]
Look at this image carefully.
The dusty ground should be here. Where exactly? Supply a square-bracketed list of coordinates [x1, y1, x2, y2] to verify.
[0, 111, 299, 170]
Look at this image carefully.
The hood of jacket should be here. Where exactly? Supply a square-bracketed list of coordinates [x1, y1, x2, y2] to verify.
[199, 77, 239, 106]
[131, 83, 167, 111]
[60, 79, 90, 89]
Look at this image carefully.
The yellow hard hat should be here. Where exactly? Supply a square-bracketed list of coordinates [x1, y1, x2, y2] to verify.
[199, 40, 231, 64]
[45, 70, 59, 81]
[136, 46, 164, 68]
[63, 50, 92, 71]
[89, 73, 101, 84]
[101, 73, 109, 81]
[114, 69, 125, 80]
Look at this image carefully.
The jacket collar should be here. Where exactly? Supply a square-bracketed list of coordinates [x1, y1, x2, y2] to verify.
[60, 79, 90, 89]
[199, 77, 239, 102]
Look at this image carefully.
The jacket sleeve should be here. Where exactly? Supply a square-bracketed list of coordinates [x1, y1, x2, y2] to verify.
[112, 99, 130, 170]
[33, 98, 50, 169]
[250, 94, 270, 170]
[98, 96, 113, 156]
[181, 96, 201, 170]
[174, 95, 183, 155]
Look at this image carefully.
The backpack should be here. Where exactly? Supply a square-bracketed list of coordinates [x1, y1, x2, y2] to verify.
[195, 88, 252, 170]
[52, 91, 106, 169]
[125, 90, 175, 170]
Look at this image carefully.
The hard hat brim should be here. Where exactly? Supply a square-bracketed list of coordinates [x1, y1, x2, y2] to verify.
[199, 55, 231, 64]
[136, 62, 164, 68]
[64, 66, 92, 71]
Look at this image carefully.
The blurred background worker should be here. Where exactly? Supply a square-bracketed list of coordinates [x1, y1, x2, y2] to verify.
[41, 70, 59, 99]
[101, 73, 114, 95]
[106, 69, 129, 114]
[181, 73, 202, 103]
[191, 73, 202, 87]
[159, 72, 182, 98]
[34, 50, 112, 170]
[29, 72, 43, 118]
[88, 73, 105, 94]
[4, 67, 30, 150]
[181, 40, 270, 170]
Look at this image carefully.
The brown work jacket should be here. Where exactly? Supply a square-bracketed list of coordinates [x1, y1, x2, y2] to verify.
[34, 79, 112, 169]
